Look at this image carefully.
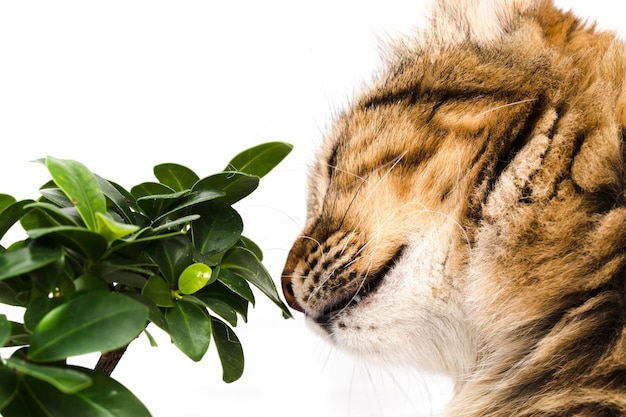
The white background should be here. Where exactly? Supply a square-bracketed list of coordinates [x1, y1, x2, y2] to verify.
[0, 1, 622, 416]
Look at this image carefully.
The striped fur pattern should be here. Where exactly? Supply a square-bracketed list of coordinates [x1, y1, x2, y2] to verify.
[281, 0, 626, 415]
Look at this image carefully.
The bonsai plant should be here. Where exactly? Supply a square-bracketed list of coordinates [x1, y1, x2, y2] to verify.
[0, 142, 293, 416]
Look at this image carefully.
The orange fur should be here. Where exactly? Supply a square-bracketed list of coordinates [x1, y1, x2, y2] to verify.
[282, 1, 626, 415]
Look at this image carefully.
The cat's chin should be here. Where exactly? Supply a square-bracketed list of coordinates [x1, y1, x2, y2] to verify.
[301, 234, 476, 375]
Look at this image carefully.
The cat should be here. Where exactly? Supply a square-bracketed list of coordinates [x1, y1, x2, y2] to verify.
[281, 0, 626, 415]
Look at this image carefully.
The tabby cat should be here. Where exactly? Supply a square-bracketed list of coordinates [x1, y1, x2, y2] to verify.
[280, 0, 626, 415]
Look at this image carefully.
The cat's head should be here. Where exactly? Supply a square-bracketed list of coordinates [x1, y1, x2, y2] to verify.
[280, 0, 619, 376]
[283, 0, 626, 414]
[280, 0, 543, 374]
[281, 93, 479, 373]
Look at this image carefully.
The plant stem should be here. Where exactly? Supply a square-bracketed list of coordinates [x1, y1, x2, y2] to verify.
[95, 345, 128, 376]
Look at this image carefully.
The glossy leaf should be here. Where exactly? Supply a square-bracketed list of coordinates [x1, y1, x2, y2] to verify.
[192, 172, 259, 205]
[225, 141, 293, 178]
[18, 367, 151, 417]
[0, 243, 63, 282]
[221, 247, 291, 317]
[217, 268, 254, 305]
[0, 390, 32, 417]
[178, 263, 213, 295]
[165, 300, 211, 362]
[149, 214, 199, 234]
[152, 189, 225, 224]
[45, 157, 106, 232]
[6, 357, 92, 394]
[131, 183, 178, 219]
[95, 176, 135, 224]
[0, 193, 16, 214]
[201, 297, 238, 327]
[27, 226, 108, 262]
[197, 284, 249, 326]
[153, 163, 199, 192]
[39, 187, 73, 208]
[141, 275, 174, 307]
[191, 201, 243, 256]
[24, 296, 67, 333]
[237, 235, 263, 261]
[95, 212, 140, 242]
[125, 293, 167, 332]
[73, 274, 108, 294]
[28, 292, 149, 362]
[211, 316, 244, 383]
[26, 258, 65, 299]
[109, 179, 140, 212]
[6, 321, 29, 347]
[130, 182, 175, 200]
[0, 366, 18, 410]
[145, 235, 193, 285]
[0, 280, 26, 307]
[23, 202, 81, 227]
[0, 314, 10, 347]
[0, 199, 34, 241]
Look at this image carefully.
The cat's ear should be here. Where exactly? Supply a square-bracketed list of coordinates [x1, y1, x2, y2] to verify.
[425, 0, 540, 46]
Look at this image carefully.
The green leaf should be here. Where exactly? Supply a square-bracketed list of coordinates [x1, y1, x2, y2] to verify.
[6, 321, 30, 347]
[39, 188, 73, 208]
[109, 180, 140, 213]
[131, 182, 179, 219]
[73, 274, 109, 294]
[130, 182, 175, 200]
[16, 367, 151, 417]
[148, 214, 199, 234]
[193, 172, 259, 205]
[28, 292, 149, 362]
[6, 357, 92, 394]
[153, 163, 200, 192]
[145, 235, 193, 285]
[164, 300, 211, 362]
[95, 212, 140, 242]
[196, 284, 250, 325]
[221, 247, 291, 317]
[143, 328, 158, 347]
[200, 297, 238, 327]
[23, 202, 81, 227]
[95, 176, 135, 224]
[211, 316, 244, 383]
[217, 268, 255, 305]
[0, 314, 10, 347]
[0, 389, 33, 417]
[27, 226, 108, 262]
[152, 189, 226, 225]
[0, 193, 16, 214]
[45, 156, 106, 232]
[0, 199, 34, 241]
[238, 235, 263, 261]
[178, 263, 213, 295]
[141, 275, 174, 307]
[0, 242, 63, 282]
[26, 253, 66, 295]
[225, 141, 293, 178]
[125, 293, 167, 332]
[24, 296, 67, 333]
[191, 201, 243, 256]
[0, 366, 18, 410]
[0, 280, 26, 307]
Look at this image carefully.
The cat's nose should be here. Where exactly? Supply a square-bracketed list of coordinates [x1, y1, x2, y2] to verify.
[281, 269, 304, 313]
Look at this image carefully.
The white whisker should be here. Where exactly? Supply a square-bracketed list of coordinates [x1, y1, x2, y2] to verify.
[322, 161, 368, 182]
[476, 98, 536, 117]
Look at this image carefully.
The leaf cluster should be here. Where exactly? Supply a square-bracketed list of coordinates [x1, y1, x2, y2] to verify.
[0, 142, 293, 416]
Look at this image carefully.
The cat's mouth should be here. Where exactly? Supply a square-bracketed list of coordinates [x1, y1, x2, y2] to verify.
[313, 245, 406, 330]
